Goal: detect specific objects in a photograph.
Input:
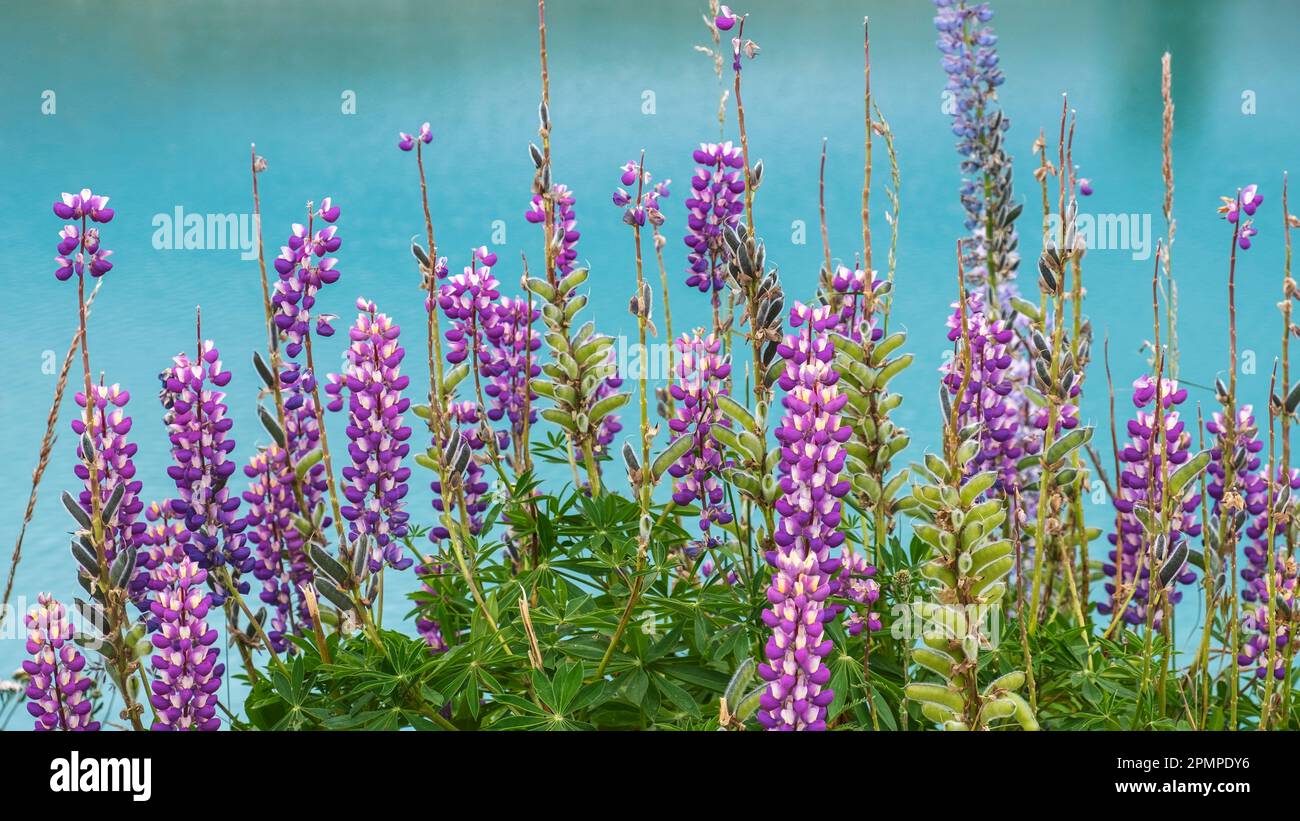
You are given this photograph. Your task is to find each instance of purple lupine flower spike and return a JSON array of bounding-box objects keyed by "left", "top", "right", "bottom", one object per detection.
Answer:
[
  {"left": 525, "top": 184, "right": 580, "bottom": 278},
  {"left": 1098, "top": 376, "right": 1201, "bottom": 627},
  {"left": 430, "top": 402, "right": 491, "bottom": 541},
  {"left": 242, "top": 447, "right": 301, "bottom": 653},
  {"left": 324, "top": 297, "right": 413, "bottom": 571},
  {"left": 23, "top": 594, "right": 100, "bottom": 731},
  {"left": 684, "top": 142, "right": 745, "bottom": 294},
  {"left": 940, "top": 290, "right": 1024, "bottom": 491},
  {"left": 1240, "top": 469, "right": 1300, "bottom": 679},
  {"left": 272, "top": 201, "right": 343, "bottom": 360},
  {"left": 71, "top": 383, "right": 146, "bottom": 565},
  {"left": 53, "top": 189, "right": 114, "bottom": 281},
  {"left": 149, "top": 557, "right": 223, "bottom": 730},
  {"left": 667, "top": 332, "right": 734, "bottom": 539},
  {"left": 160, "top": 339, "right": 251, "bottom": 603},
  {"left": 1219, "top": 184, "right": 1263, "bottom": 250},
  {"left": 757, "top": 303, "right": 852, "bottom": 731}
]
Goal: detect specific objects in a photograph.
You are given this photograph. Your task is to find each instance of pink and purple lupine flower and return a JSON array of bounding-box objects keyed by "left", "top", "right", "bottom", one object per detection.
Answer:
[
  {"left": 483, "top": 296, "right": 541, "bottom": 450},
  {"left": 667, "top": 332, "right": 734, "bottom": 540},
  {"left": 271, "top": 200, "right": 343, "bottom": 360},
  {"left": 148, "top": 557, "right": 223, "bottom": 731},
  {"left": 53, "top": 189, "right": 114, "bottom": 281},
  {"left": 757, "top": 303, "right": 852, "bottom": 731},
  {"left": 1220, "top": 184, "right": 1263, "bottom": 250},
  {"left": 525, "top": 183, "right": 580, "bottom": 278},
  {"left": 715, "top": 4, "right": 737, "bottom": 30},
  {"left": 71, "top": 383, "right": 145, "bottom": 564},
  {"left": 397, "top": 122, "right": 434, "bottom": 152},
  {"left": 828, "top": 263, "right": 886, "bottom": 344},
  {"left": 1240, "top": 469, "right": 1300, "bottom": 679},
  {"left": 828, "top": 545, "right": 882, "bottom": 637},
  {"left": 439, "top": 246, "right": 501, "bottom": 368},
  {"left": 940, "top": 291, "right": 1024, "bottom": 491},
  {"left": 134, "top": 501, "right": 191, "bottom": 628},
  {"left": 22, "top": 594, "right": 100, "bottom": 731},
  {"left": 683, "top": 142, "right": 746, "bottom": 294},
  {"left": 160, "top": 340, "right": 251, "bottom": 602},
  {"left": 325, "top": 298, "right": 413, "bottom": 571},
  {"left": 1098, "top": 376, "right": 1200, "bottom": 627},
  {"left": 429, "top": 401, "right": 491, "bottom": 542},
  {"left": 415, "top": 558, "right": 451, "bottom": 654},
  {"left": 612, "top": 161, "right": 668, "bottom": 228},
  {"left": 242, "top": 447, "right": 305, "bottom": 653}
]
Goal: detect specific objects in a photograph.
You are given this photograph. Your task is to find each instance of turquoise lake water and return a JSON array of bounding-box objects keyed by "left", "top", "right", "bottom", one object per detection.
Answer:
[{"left": 3, "top": 0, "right": 1300, "bottom": 717}]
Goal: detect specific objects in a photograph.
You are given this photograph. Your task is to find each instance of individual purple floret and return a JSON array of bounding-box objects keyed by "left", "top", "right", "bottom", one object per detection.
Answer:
[
  {"left": 148, "top": 557, "right": 223, "bottom": 731},
  {"left": 160, "top": 340, "right": 251, "bottom": 602},
  {"left": 1098, "top": 376, "right": 1200, "bottom": 628},
  {"left": 683, "top": 142, "right": 745, "bottom": 294},
  {"left": 23, "top": 594, "right": 100, "bottom": 731},
  {"left": 757, "top": 303, "right": 852, "bottom": 731},
  {"left": 667, "top": 332, "right": 734, "bottom": 539},
  {"left": 397, "top": 122, "right": 434, "bottom": 152},
  {"left": 324, "top": 298, "right": 413, "bottom": 571}
]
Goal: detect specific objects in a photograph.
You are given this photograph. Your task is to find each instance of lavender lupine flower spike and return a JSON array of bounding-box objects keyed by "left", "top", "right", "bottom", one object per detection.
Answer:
[
  {"left": 23, "top": 594, "right": 100, "bottom": 731},
  {"left": 71, "top": 383, "right": 146, "bottom": 564},
  {"left": 758, "top": 303, "right": 852, "bottom": 731},
  {"left": 160, "top": 339, "right": 252, "bottom": 602},
  {"left": 1098, "top": 376, "right": 1200, "bottom": 627},
  {"left": 53, "top": 189, "right": 114, "bottom": 281},
  {"left": 667, "top": 332, "right": 733, "bottom": 538},
  {"left": 325, "top": 297, "right": 413, "bottom": 571},
  {"left": 149, "top": 557, "right": 224, "bottom": 730},
  {"left": 243, "top": 447, "right": 302, "bottom": 653},
  {"left": 683, "top": 142, "right": 745, "bottom": 294},
  {"left": 1240, "top": 468, "right": 1300, "bottom": 679}
]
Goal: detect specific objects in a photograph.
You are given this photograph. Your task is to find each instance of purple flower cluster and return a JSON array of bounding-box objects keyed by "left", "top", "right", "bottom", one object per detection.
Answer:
[
  {"left": 828, "top": 264, "right": 886, "bottom": 344},
  {"left": 683, "top": 142, "right": 745, "bottom": 293},
  {"left": 940, "top": 292, "right": 1024, "bottom": 490},
  {"left": 758, "top": 303, "right": 852, "bottom": 731},
  {"left": 827, "top": 545, "right": 882, "bottom": 637},
  {"left": 397, "top": 122, "right": 433, "bottom": 152},
  {"left": 525, "top": 184, "right": 580, "bottom": 278},
  {"left": 439, "top": 246, "right": 501, "bottom": 369},
  {"left": 148, "top": 557, "right": 223, "bottom": 731},
  {"left": 1240, "top": 469, "right": 1300, "bottom": 679},
  {"left": 1219, "top": 183, "right": 1263, "bottom": 250},
  {"left": 53, "top": 189, "right": 114, "bottom": 281},
  {"left": 1099, "top": 377, "right": 1200, "bottom": 627},
  {"left": 242, "top": 447, "right": 304, "bottom": 653},
  {"left": 483, "top": 296, "right": 541, "bottom": 445},
  {"left": 271, "top": 199, "right": 342, "bottom": 360},
  {"left": 325, "top": 298, "right": 413, "bottom": 571},
  {"left": 160, "top": 340, "right": 251, "bottom": 602},
  {"left": 134, "top": 501, "right": 191, "bottom": 627},
  {"left": 72, "top": 383, "right": 145, "bottom": 562},
  {"left": 612, "top": 161, "right": 669, "bottom": 228},
  {"left": 415, "top": 558, "right": 451, "bottom": 654},
  {"left": 430, "top": 401, "right": 492, "bottom": 541},
  {"left": 23, "top": 594, "right": 100, "bottom": 731},
  {"left": 667, "top": 332, "right": 734, "bottom": 538},
  {"left": 1206, "top": 405, "right": 1267, "bottom": 517}
]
